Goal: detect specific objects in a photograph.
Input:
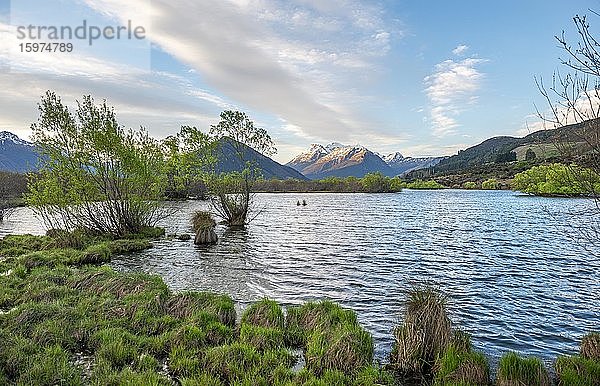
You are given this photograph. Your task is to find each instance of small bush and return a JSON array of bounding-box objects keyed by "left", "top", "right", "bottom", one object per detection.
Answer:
[
  {"left": 555, "top": 355, "right": 600, "bottom": 386},
  {"left": 462, "top": 181, "right": 478, "bottom": 190},
  {"left": 181, "top": 373, "right": 225, "bottom": 386},
  {"left": 497, "top": 352, "right": 550, "bottom": 386},
  {"left": 306, "top": 323, "right": 374, "bottom": 376},
  {"left": 481, "top": 178, "right": 501, "bottom": 190},
  {"left": 242, "top": 298, "right": 284, "bottom": 329},
  {"left": 581, "top": 332, "right": 600, "bottom": 361},
  {"left": 406, "top": 180, "right": 445, "bottom": 189}
]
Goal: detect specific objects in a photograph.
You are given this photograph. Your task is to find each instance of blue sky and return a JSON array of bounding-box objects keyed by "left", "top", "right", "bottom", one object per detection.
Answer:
[{"left": 0, "top": 0, "right": 598, "bottom": 162}]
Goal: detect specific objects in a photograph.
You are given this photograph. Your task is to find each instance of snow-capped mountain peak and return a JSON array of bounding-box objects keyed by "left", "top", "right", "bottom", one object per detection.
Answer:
[
  {"left": 383, "top": 152, "right": 404, "bottom": 164},
  {"left": 0, "top": 131, "right": 33, "bottom": 147}
]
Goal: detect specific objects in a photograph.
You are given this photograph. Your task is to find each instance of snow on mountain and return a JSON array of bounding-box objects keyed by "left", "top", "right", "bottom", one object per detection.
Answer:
[
  {"left": 382, "top": 152, "right": 404, "bottom": 164},
  {"left": 0, "top": 131, "right": 34, "bottom": 147},
  {"left": 0, "top": 131, "right": 39, "bottom": 173},
  {"left": 287, "top": 143, "right": 446, "bottom": 179}
]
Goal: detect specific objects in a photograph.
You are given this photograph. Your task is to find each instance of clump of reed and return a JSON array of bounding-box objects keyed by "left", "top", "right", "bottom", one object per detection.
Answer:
[
  {"left": 555, "top": 333, "right": 600, "bottom": 386},
  {"left": 581, "top": 332, "right": 600, "bottom": 361},
  {"left": 496, "top": 352, "right": 551, "bottom": 386},
  {"left": 390, "top": 286, "right": 452, "bottom": 377},
  {"left": 305, "top": 322, "right": 374, "bottom": 376},
  {"left": 192, "top": 211, "right": 217, "bottom": 233}
]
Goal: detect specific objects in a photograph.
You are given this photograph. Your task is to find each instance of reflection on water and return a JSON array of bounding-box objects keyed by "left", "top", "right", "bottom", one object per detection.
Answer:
[{"left": 3, "top": 190, "right": 600, "bottom": 363}]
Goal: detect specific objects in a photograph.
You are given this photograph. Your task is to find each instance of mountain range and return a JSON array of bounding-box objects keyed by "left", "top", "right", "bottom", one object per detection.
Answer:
[
  {"left": 0, "top": 131, "right": 39, "bottom": 173},
  {"left": 286, "top": 143, "right": 444, "bottom": 179}
]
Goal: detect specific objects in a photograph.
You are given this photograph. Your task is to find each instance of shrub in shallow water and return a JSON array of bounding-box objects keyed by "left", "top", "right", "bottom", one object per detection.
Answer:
[
  {"left": 581, "top": 332, "right": 600, "bottom": 361},
  {"left": 242, "top": 298, "right": 285, "bottom": 329},
  {"left": 434, "top": 345, "right": 489, "bottom": 386},
  {"left": 306, "top": 323, "right": 374, "bottom": 376},
  {"left": 496, "top": 352, "right": 550, "bottom": 386},
  {"left": 555, "top": 355, "right": 600, "bottom": 386},
  {"left": 192, "top": 211, "right": 217, "bottom": 232}
]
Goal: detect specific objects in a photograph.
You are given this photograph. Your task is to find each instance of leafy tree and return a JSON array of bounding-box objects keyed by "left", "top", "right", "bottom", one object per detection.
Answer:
[
  {"left": 525, "top": 148, "right": 537, "bottom": 161},
  {"left": 462, "top": 181, "right": 478, "bottom": 189},
  {"left": 512, "top": 163, "right": 600, "bottom": 196},
  {"left": 481, "top": 178, "right": 501, "bottom": 190},
  {"left": 208, "top": 110, "right": 276, "bottom": 226},
  {"left": 163, "top": 126, "right": 215, "bottom": 199},
  {"left": 26, "top": 92, "right": 171, "bottom": 236},
  {"left": 495, "top": 151, "right": 517, "bottom": 163},
  {"left": 406, "top": 179, "right": 445, "bottom": 189},
  {"left": 360, "top": 172, "right": 397, "bottom": 193}
]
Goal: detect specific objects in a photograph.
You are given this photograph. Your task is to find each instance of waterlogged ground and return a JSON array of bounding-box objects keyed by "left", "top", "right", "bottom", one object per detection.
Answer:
[{"left": 2, "top": 190, "right": 599, "bottom": 364}]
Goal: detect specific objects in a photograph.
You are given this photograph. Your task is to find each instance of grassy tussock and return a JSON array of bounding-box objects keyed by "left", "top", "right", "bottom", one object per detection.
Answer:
[
  {"left": 581, "top": 332, "right": 600, "bottom": 361},
  {"left": 164, "top": 292, "right": 236, "bottom": 327},
  {"left": 555, "top": 355, "right": 600, "bottom": 386},
  {"left": 390, "top": 286, "right": 452, "bottom": 377},
  {"left": 497, "top": 352, "right": 551, "bottom": 386},
  {"left": 434, "top": 345, "right": 489, "bottom": 386},
  {"left": 241, "top": 298, "right": 285, "bottom": 329},
  {"left": 306, "top": 323, "right": 374, "bottom": 376},
  {"left": 192, "top": 211, "right": 216, "bottom": 232},
  {"left": 239, "top": 324, "right": 285, "bottom": 351}
]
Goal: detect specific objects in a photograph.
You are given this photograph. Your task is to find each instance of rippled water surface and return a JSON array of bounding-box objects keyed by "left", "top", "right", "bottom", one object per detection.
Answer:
[{"left": 3, "top": 190, "right": 600, "bottom": 363}]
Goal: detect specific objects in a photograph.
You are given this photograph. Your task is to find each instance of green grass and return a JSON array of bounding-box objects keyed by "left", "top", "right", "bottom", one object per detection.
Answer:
[
  {"left": 497, "top": 352, "right": 551, "bottom": 386},
  {"left": 555, "top": 355, "right": 600, "bottom": 386},
  {"left": 390, "top": 286, "right": 452, "bottom": 377},
  {"left": 241, "top": 297, "right": 285, "bottom": 329},
  {"left": 240, "top": 324, "right": 285, "bottom": 351},
  {"left": 434, "top": 346, "right": 489, "bottom": 386},
  {"left": 306, "top": 323, "right": 374, "bottom": 376}
]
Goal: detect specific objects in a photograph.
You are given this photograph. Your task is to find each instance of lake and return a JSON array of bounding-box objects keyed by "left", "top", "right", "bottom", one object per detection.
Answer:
[{"left": 2, "top": 190, "right": 599, "bottom": 365}]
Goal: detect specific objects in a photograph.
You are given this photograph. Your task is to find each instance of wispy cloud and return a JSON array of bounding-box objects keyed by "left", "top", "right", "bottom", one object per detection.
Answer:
[
  {"left": 81, "top": 0, "right": 399, "bottom": 143},
  {"left": 452, "top": 44, "right": 469, "bottom": 56},
  {"left": 424, "top": 55, "right": 487, "bottom": 137}
]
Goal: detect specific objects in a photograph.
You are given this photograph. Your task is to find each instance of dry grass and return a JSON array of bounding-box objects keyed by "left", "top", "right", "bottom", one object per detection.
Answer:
[
  {"left": 581, "top": 333, "right": 600, "bottom": 361},
  {"left": 192, "top": 211, "right": 216, "bottom": 233}
]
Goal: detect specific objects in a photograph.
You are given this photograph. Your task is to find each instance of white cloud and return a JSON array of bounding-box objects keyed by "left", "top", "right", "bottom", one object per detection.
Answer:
[
  {"left": 424, "top": 56, "right": 487, "bottom": 137},
  {"left": 452, "top": 44, "right": 469, "bottom": 56}
]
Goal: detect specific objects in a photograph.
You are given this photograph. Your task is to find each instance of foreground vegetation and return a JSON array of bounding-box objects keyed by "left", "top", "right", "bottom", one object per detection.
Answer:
[{"left": 0, "top": 232, "right": 598, "bottom": 385}]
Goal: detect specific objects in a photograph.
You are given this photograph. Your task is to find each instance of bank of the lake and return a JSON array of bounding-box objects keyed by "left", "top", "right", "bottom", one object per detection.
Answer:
[{"left": 2, "top": 190, "right": 599, "bottom": 367}]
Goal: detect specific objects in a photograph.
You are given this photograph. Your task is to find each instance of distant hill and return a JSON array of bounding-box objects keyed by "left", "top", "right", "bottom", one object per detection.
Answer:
[
  {"left": 287, "top": 143, "right": 444, "bottom": 179},
  {"left": 215, "top": 138, "right": 308, "bottom": 180},
  {"left": 0, "top": 131, "right": 39, "bottom": 173},
  {"left": 429, "top": 120, "right": 596, "bottom": 174},
  {"left": 0, "top": 131, "right": 308, "bottom": 180}
]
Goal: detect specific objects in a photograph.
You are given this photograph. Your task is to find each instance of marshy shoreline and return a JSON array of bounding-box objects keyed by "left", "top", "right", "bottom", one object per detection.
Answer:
[{"left": 0, "top": 230, "right": 598, "bottom": 385}]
